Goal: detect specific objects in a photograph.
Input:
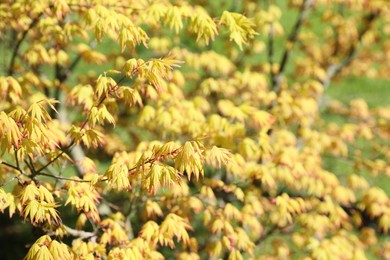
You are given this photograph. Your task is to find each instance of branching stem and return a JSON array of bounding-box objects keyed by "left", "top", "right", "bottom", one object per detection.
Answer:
[
  {"left": 38, "top": 172, "right": 108, "bottom": 183},
  {"left": 64, "top": 225, "right": 97, "bottom": 240},
  {"left": 271, "top": 0, "right": 314, "bottom": 92}
]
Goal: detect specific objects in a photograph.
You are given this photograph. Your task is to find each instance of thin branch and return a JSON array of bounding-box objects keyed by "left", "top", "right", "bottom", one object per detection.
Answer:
[
  {"left": 24, "top": 159, "right": 34, "bottom": 174},
  {"left": 35, "top": 147, "right": 71, "bottom": 174},
  {"left": 268, "top": 23, "right": 275, "bottom": 86},
  {"left": 54, "top": 160, "right": 66, "bottom": 189},
  {"left": 0, "top": 161, "right": 19, "bottom": 171},
  {"left": 64, "top": 225, "right": 97, "bottom": 240},
  {"left": 68, "top": 54, "right": 82, "bottom": 74},
  {"left": 8, "top": 14, "right": 43, "bottom": 76},
  {"left": 37, "top": 172, "right": 108, "bottom": 183},
  {"left": 14, "top": 149, "right": 20, "bottom": 170},
  {"left": 27, "top": 155, "right": 37, "bottom": 174},
  {"left": 271, "top": 0, "right": 314, "bottom": 91},
  {"left": 0, "top": 173, "right": 22, "bottom": 187}
]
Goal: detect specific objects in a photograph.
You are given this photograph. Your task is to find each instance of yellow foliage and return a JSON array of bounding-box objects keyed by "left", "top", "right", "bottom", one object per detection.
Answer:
[
  {"left": 175, "top": 141, "right": 204, "bottom": 181},
  {"left": 105, "top": 163, "right": 130, "bottom": 191},
  {"left": 220, "top": 11, "right": 258, "bottom": 50},
  {"left": 0, "top": 1, "right": 389, "bottom": 259},
  {"left": 25, "top": 235, "right": 72, "bottom": 260},
  {"left": 159, "top": 213, "right": 192, "bottom": 248},
  {"left": 65, "top": 181, "right": 101, "bottom": 223},
  {"left": 142, "top": 163, "right": 181, "bottom": 194},
  {"left": 189, "top": 7, "right": 218, "bottom": 44}
]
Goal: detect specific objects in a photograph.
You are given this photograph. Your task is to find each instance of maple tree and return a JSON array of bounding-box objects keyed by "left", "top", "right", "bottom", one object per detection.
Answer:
[{"left": 0, "top": 0, "right": 390, "bottom": 259}]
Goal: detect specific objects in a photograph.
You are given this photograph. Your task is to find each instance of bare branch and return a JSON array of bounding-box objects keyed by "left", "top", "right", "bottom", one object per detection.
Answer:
[
  {"left": 271, "top": 0, "right": 314, "bottom": 91},
  {"left": 14, "top": 149, "right": 20, "bottom": 170},
  {"left": 64, "top": 225, "right": 97, "bottom": 240},
  {"left": 35, "top": 148, "right": 71, "bottom": 174},
  {"left": 0, "top": 159, "right": 28, "bottom": 187},
  {"left": 37, "top": 172, "right": 108, "bottom": 183},
  {"left": 23, "top": 155, "right": 38, "bottom": 177},
  {"left": 268, "top": 23, "right": 275, "bottom": 86},
  {"left": 0, "top": 160, "right": 19, "bottom": 171}
]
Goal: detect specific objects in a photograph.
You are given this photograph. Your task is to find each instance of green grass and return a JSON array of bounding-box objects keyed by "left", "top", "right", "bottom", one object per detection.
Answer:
[{"left": 326, "top": 76, "right": 390, "bottom": 108}]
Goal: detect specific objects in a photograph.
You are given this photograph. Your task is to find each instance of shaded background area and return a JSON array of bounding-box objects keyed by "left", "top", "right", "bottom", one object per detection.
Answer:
[{"left": 0, "top": 214, "right": 32, "bottom": 259}]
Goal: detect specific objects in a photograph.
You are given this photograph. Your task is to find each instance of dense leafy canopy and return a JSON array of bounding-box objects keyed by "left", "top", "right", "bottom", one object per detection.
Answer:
[{"left": 0, "top": 0, "right": 390, "bottom": 259}]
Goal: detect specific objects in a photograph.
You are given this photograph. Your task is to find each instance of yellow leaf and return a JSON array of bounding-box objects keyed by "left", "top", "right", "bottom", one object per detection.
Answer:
[
  {"left": 175, "top": 141, "right": 204, "bottom": 181},
  {"left": 205, "top": 146, "right": 233, "bottom": 168},
  {"left": 105, "top": 163, "right": 130, "bottom": 191},
  {"left": 220, "top": 11, "right": 258, "bottom": 50}
]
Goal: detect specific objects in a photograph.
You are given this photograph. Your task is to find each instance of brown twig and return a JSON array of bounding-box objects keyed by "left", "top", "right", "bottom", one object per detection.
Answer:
[
  {"left": 0, "top": 161, "right": 19, "bottom": 171},
  {"left": 37, "top": 172, "right": 108, "bottom": 183},
  {"left": 271, "top": 0, "right": 314, "bottom": 91}
]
